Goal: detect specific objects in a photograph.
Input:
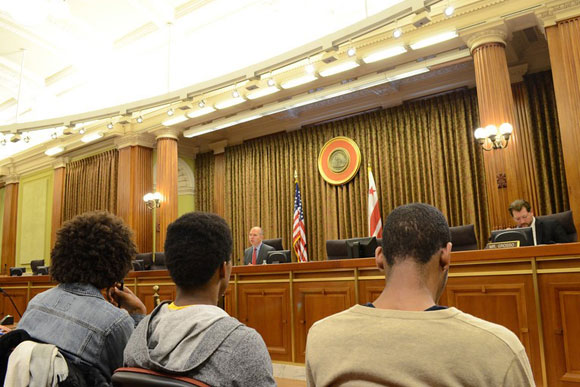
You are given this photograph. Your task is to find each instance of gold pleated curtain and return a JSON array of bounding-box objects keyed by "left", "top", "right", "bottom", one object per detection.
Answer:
[
  {"left": 63, "top": 149, "right": 119, "bottom": 221},
  {"left": 194, "top": 152, "right": 215, "bottom": 212},
  {"left": 224, "top": 89, "right": 488, "bottom": 263},
  {"left": 512, "top": 71, "right": 569, "bottom": 215}
]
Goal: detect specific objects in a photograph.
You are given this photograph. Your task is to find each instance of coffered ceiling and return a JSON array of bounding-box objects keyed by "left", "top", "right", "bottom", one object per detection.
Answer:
[{"left": 0, "top": 0, "right": 568, "bottom": 173}]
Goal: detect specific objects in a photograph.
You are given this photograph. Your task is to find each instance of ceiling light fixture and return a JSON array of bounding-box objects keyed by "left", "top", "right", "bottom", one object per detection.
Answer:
[
  {"left": 81, "top": 132, "right": 104, "bottom": 143},
  {"left": 79, "top": 127, "right": 86, "bottom": 135},
  {"left": 167, "top": 107, "right": 174, "bottom": 116},
  {"left": 136, "top": 115, "right": 143, "bottom": 123},
  {"left": 162, "top": 115, "right": 188, "bottom": 126},
  {"left": 198, "top": 100, "right": 206, "bottom": 108},
  {"left": 51, "top": 131, "right": 58, "bottom": 139},
  {"left": 107, "top": 122, "right": 114, "bottom": 129},
  {"left": 319, "top": 60, "right": 360, "bottom": 77},
  {"left": 362, "top": 46, "right": 407, "bottom": 63},
  {"left": 393, "top": 28, "right": 403, "bottom": 39},
  {"left": 23, "top": 133, "right": 30, "bottom": 143},
  {"left": 45, "top": 146, "right": 64, "bottom": 156},
  {"left": 0, "top": 138, "right": 6, "bottom": 146},
  {"left": 267, "top": 78, "right": 276, "bottom": 87},
  {"left": 246, "top": 86, "right": 281, "bottom": 100},
  {"left": 410, "top": 31, "right": 458, "bottom": 50},
  {"left": 186, "top": 106, "right": 216, "bottom": 118},
  {"left": 444, "top": 1, "right": 455, "bottom": 16},
  {"left": 305, "top": 58, "right": 315, "bottom": 74},
  {"left": 347, "top": 47, "right": 356, "bottom": 57},
  {"left": 232, "top": 89, "right": 240, "bottom": 98},
  {"left": 387, "top": 67, "right": 430, "bottom": 81},
  {"left": 280, "top": 74, "right": 318, "bottom": 89},
  {"left": 214, "top": 97, "right": 246, "bottom": 110}
]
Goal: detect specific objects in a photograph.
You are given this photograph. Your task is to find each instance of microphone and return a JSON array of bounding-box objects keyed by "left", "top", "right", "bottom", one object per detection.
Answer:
[{"left": 0, "top": 287, "right": 22, "bottom": 318}]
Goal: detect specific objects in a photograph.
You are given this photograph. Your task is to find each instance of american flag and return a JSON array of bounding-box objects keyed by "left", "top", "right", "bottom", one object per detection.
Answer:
[
  {"left": 368, "top": 165, "right": 383, "bottom": 238},
  {"left": 293, "top": 178, "right": 308, "bottom": 262}
]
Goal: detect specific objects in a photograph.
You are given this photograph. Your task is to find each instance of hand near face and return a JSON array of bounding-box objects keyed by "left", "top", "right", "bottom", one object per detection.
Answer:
[{"left": 106, "top": 284, "right": 147, "bottom": 316}]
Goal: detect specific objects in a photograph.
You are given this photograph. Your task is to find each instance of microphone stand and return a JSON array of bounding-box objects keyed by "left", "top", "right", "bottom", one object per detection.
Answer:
[{"left": 0, "top": 288, "right": 22, "bottom": 325}]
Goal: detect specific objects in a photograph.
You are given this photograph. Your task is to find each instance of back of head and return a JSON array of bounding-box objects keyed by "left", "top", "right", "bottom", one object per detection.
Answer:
[
  {"left": 165, "top": 211, "right": 233, "bottom": 289},
  {"left": 382, "top": 203, "right": 451, "bottom": 266},
  {"left": 50, "top": 211, "right": 136, "bottom": 289}
]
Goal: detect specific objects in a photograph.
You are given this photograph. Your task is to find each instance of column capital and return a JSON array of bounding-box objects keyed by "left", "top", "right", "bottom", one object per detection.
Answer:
[
  {"left": 208, "top": 140, "right": 228, "bottom": 154},
  {"left": 154, "top": 128, "right": 181, "bottom": 141},
  {"left": 115, "top": 132, "right": 156, "bottom": 149},
  {"left": 464, "top": 26, "right": 509, "bottom": 53},
  {"left": 3, "top": 174, "right": 20, "bottom": 185},
  {"left": 535, "top": 0, "right": 580, "bottom": 28},
  {"left": 53, "top": 157, "right": 69, "bottom": 169}
]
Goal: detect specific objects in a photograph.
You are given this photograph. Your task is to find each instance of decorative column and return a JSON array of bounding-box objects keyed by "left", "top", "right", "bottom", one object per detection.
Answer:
[
  {"left": 51, "top": 158, "right": 67, "bottom": 248},
  {"left": 155, "top": 129, "right": 179, "bottom": 250},
  {"left": 1, "top": 174, "right": 19, "bottom": 275},
  {"left": 208, "top": 140, "right": 227, "bottom": 218},
  {"left": 116, "top": 134, "right": 155, "bottom": 253},
  {"left": 543, "top": 11, "right": 580, "bottom": 235},
  {"left": 466, "top": 26, "right": 537, "bottom": 230}
]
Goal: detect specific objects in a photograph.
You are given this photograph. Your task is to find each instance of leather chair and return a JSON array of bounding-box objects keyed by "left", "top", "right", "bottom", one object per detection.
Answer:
[
  {"left": 536, "top": 210, "right": 577, "bottom": 242},
  {"left": 30, "top": 259, "right": 45, "bottom": 275},
  {"left": 326, "top": 239, "right": 348, "bottom": 260},
  {"left": 450, "top": 224, "right": 478, "bottom": 251},
  {"left": 262, "top": 238, "right": 283, "bottom": 251},
  {"left": 112, "top": 367, "right": 210, "bottom": 387},
  {"left": 135, "top": 252, "right": 166, "bottom": 270}
]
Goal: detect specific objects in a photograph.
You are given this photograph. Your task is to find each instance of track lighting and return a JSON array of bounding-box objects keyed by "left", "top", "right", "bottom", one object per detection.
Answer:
[
  {"left": 79, "top": 127, "right": 86, "bottom": 134},
  {"left": 167, "top": 108, "right": 174, "bottom": 116},
  {"left": 23, "top": 133, "right": 30, "bottom": 143},
  {"left": 198, "top": 100, "right": 206, "bottom": 108},
  {"left": 136, "top": 115, "right": 143, "bottom": 123},
  {"left": 107, "top": 122, "right": 114, "bottom": 129},
  {"left": 51, "top": 132, "right": 58, "bottom": 139}
]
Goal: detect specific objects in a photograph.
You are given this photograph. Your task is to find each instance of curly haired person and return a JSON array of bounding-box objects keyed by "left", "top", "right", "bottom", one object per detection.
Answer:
[{"left": 17, "top": 211, "right": 146, "bottom": 384}]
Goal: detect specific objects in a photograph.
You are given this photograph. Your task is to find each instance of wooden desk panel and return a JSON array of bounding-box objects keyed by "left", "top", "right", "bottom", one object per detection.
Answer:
[{"left": 1, "top": 243, "right": 580, "bottom": 386}]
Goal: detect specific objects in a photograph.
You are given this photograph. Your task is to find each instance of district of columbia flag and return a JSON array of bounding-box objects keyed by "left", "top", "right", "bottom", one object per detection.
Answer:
[
  {"left": 368, "top": 165, "right": 383, "bottom": 238},
  {"left": 293, "top": 171, "right": 308, "bottom": 262}
]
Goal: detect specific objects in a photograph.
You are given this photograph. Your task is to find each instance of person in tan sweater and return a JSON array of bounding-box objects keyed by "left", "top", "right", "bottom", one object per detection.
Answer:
[{"left": 306, "top": 203, "right": 535, "bottom": 387}]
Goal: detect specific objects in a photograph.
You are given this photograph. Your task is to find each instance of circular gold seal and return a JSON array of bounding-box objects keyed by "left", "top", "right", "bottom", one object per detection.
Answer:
[
  {"left": 328, "top": 148, "right": 349, "bottom": 173},
  {"left": 318, "top": 137, "right": 361, "bottom": 185}
]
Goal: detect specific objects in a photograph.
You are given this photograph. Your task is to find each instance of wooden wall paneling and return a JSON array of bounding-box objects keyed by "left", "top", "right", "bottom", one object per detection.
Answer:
[
  {"left": 213, "top": 153, "right": 225, "bottom": 217},
  {"left": 238, "top": 283, "right": 292, "bottom": 361},
  {"left": 1, "top": 183, "right": 18, "bottom": 275},
  {"left": 445, "top": 275, "right": 542, "bottom": 385},
  {"left": 293, "top": 281, "right": 355, "bottom": 363},
  {"left": 223, "top": 287, "right": 234, "bottom": 317},
  {"left": 117, "top": 146, "right": 153, "bottom": 253},
  {"left": 539, "top": 273, "right": 580, "bottom": 386},
  {"left": 357, "top": 279, "right": 384, "bottom": 305},
  {"left": 156, "top": 137, "right": 179, "bottom": 250},
  {"left": 0, "top": 286, "right": 27, "bottom": 323},
  {"left": 136, "top": 280, "right": 176, "bottom": 313},
  {"left": 471, "top": 39, "right": 536, "bottom": 230},
  {"left": 51, "top": 167, "right": 65, "bottom": 248},
  {"left": 546, "top": 21, "right": 580, "bottom": 235}
]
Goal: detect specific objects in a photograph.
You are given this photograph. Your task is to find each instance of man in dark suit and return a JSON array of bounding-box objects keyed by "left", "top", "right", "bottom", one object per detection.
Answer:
[
  {"left": 509, "top": 199, "right": 570, "bottom": 244},
  {"left": 244, "top": 226, "right": 276, "bottom": 265}
]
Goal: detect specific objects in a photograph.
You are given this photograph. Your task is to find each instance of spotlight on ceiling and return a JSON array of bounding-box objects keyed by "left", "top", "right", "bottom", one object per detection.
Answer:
[
  {"left": 306, "top": 63, "right": 315, "bottom": 74},
  {"left": 51, "top": 132, "right": 58, "bottom": 139},
  {"left": 107, "top": 122, "right": 114, "bottom": 129},
  {"left": 136, "top": 116, "right": 143, "bottom": 123},
  {"left": 347, "top": 47, "right": 356, "bottom": 57},
  {"left": 0, "top": 138, "right": 6, "bottom": 146},
  {"left": 79, "top": 127, "right": 86, "bottom": 134},
  {"left": 198, "top": 100, "right": 206, "bottom": 108},
  {"left": 232, "top": 90, "right": 240, "bottom": 98},
  {"left": 10, "top": 133, "right": 21, "bottom": 143},
  {"left": 444, "top": 5, "right": 455, "bottom": 16},
  {"left": 267, "top": 78, "right": 276, "bottom": 87},
  {"left": 23, "top": 133, "right": 30, "bottom": 143},
  {"left": 167, "top": 108, "right": 174, "bottom": 116},
  {"left": 393, "top": 28, "right": 402, "bottom": 39}
]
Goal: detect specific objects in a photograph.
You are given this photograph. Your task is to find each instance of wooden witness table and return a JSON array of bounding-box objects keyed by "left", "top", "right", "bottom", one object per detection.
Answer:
[{"left": 1, "top": 243, "right": 579, "bottom": 386}]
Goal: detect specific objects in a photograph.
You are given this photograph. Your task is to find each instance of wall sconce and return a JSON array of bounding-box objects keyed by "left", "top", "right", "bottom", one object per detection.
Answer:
[
  {"left": 143, "top": 192, "right": 162, "bottom": 263},
  {"left": 474, "top": 123, "right": 513, "bottom": 151}
]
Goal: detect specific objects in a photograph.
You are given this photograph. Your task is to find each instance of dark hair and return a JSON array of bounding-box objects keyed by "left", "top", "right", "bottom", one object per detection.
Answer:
[
  {"left": 50, "top": 211, "right": 136, "bottom": 288},
  {"left": 382, "top": 203, "right": 451, "bottom": 266},
  {"left": 508, "top": 199, "right": 531, "bottom": 216},
  {"left": 164, "top": 211, "right": 233, "bottom": 289}
]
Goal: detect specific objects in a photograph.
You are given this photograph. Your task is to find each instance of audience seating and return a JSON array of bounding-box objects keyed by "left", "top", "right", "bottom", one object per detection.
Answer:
[
  {"left": 262, "top": 238, "right": 283, "bottom": 251},
  {"left": 536, "top": 210, "right": 577, "bottom": 242},
  {"left": 135, "top": 252, "right": 166, "bottom": 270},
  {"left": 450, "top": 224, "right": 478, "bottom": 251},
  {"left": 112, "top": 367, "right": 210, "bottom": 387}
]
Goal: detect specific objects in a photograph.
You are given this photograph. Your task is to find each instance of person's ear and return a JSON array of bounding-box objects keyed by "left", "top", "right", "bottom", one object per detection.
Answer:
[
  {"left": 375, "top": 246, "right": 385, "bottom": 271},
  {"left": 218, "top": 261, "right": 227, "bottom": 279},
  {"left": 440, "top": 242, "right": 452, "bottom": 270}
]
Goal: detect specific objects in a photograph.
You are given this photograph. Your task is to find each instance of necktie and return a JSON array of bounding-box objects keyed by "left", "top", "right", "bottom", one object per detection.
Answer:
[{"left": 252, "top": 247, "right": 257, "bottom": 265}]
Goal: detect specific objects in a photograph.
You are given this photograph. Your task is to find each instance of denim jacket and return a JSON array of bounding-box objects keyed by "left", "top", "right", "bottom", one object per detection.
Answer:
[{"left": 17, "top": 283, "right": 144, "bottom": 382}]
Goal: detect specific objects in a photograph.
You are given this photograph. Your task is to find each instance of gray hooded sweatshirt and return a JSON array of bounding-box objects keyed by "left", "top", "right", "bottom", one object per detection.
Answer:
[{"left": 123, "top": 302, "right": 276, "bottom": 386}]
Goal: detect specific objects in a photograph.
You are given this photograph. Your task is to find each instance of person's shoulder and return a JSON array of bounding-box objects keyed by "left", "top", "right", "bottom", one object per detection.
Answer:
[
  {"left": 452, "top": 309, "right": 525, "bottom": 354},
  {"left": 263, "top": 243, "right": 276, "bottom": 251}
]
